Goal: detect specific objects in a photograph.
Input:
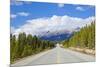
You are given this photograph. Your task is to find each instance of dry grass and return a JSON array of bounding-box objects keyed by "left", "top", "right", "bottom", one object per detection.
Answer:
[{"left": 69, "top": 47, "right": 95, "bottom": 55}]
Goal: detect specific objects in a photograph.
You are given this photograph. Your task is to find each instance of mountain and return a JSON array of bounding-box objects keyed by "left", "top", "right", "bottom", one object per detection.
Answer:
[{"left": 40, "top": 33, "right": 73, "bottom": 42}]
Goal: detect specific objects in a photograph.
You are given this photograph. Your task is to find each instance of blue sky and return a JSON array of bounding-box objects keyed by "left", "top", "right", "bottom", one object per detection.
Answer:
[
  {"left": 10, "top": 2, "right": 95, "bottom": 28},
  {"left": 10, "top": 1, "right": 95, "bottom": 36}
]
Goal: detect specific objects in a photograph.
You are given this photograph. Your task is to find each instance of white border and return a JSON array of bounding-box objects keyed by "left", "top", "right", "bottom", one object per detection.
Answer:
[
  {"left": 0, "top": 0, "right": 99, "bottom": 67},
  {"left": 19, "top": 0, "right": 95, "bottom": 5},
  {"left": 0, "top": 0, "right": 10, "bottom": 67}
]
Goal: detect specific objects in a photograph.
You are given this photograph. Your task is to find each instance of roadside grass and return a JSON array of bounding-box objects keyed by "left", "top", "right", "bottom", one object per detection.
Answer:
[{"left": 62, "top": 46, "right": 95, "bottom": 56}]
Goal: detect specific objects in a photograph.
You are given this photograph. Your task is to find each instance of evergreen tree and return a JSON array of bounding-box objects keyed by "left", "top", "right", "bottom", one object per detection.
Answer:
[
  {"left": 62, "top": 21, "right": 95, "bottom": 49},
  {"left": 10, "top": 33, "right": 55, "bottom": 63}
]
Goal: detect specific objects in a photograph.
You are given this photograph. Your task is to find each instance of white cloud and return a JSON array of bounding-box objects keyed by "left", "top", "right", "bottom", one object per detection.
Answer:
[
  {"left": 58, "top": 3, "right": 64, "bottom": 8},
  {"left": 76, "top": 6, "right": 84, "bottom": 11},
  {"left": 17, "top": 12, "right": 29, "bottom": 16},
  {"left": 10, "top": 14, "right": 17, "bottom": 19},
  {"left": 12, "top": 15, "right": 95, "bottom": 37},
  {"left": 10, "top": 0, "right": 32, "bottom": 6},
  {"left": 10, "top": 27, "right": 16, "bottom": 34},
  {"left": 10, "top": 12, "right": 29, "bottom": 19},
  {"left": 10, "top": 0, "right": 24, "bottom": 6}
]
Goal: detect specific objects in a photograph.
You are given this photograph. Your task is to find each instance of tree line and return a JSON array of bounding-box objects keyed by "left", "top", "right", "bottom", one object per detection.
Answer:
[
  {"left": 10, "top": 33, "right": 55, "bottom": 63},
  {"left": 62, "top": 21, "right": 95, "bottom": 49}
]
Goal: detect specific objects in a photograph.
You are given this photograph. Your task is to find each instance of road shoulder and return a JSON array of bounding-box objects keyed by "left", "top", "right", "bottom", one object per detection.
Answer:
[{"left": 11, "top": 49, "right": 53, "bottom": 66}]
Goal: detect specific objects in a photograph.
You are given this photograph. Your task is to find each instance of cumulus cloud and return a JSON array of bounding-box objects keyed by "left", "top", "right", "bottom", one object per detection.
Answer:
[
  {"left": 58, "top": 3, "right": 64, "bottom": 8},
  {"left": 76, "top": 6, "right": 84, "bottom": 11},
  {"left": 12, "top": 15, "right": 95, "bottom": 37}
]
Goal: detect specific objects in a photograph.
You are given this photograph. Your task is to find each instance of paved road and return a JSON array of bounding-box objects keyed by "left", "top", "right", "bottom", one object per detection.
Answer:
[{"left": 11, "top": 44, "right": 95, "bottom": 66}]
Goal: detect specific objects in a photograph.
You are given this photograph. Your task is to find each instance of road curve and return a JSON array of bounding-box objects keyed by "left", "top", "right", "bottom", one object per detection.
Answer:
[{"left": 11, "top": 45, "right": 95, "bottom": 66}]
